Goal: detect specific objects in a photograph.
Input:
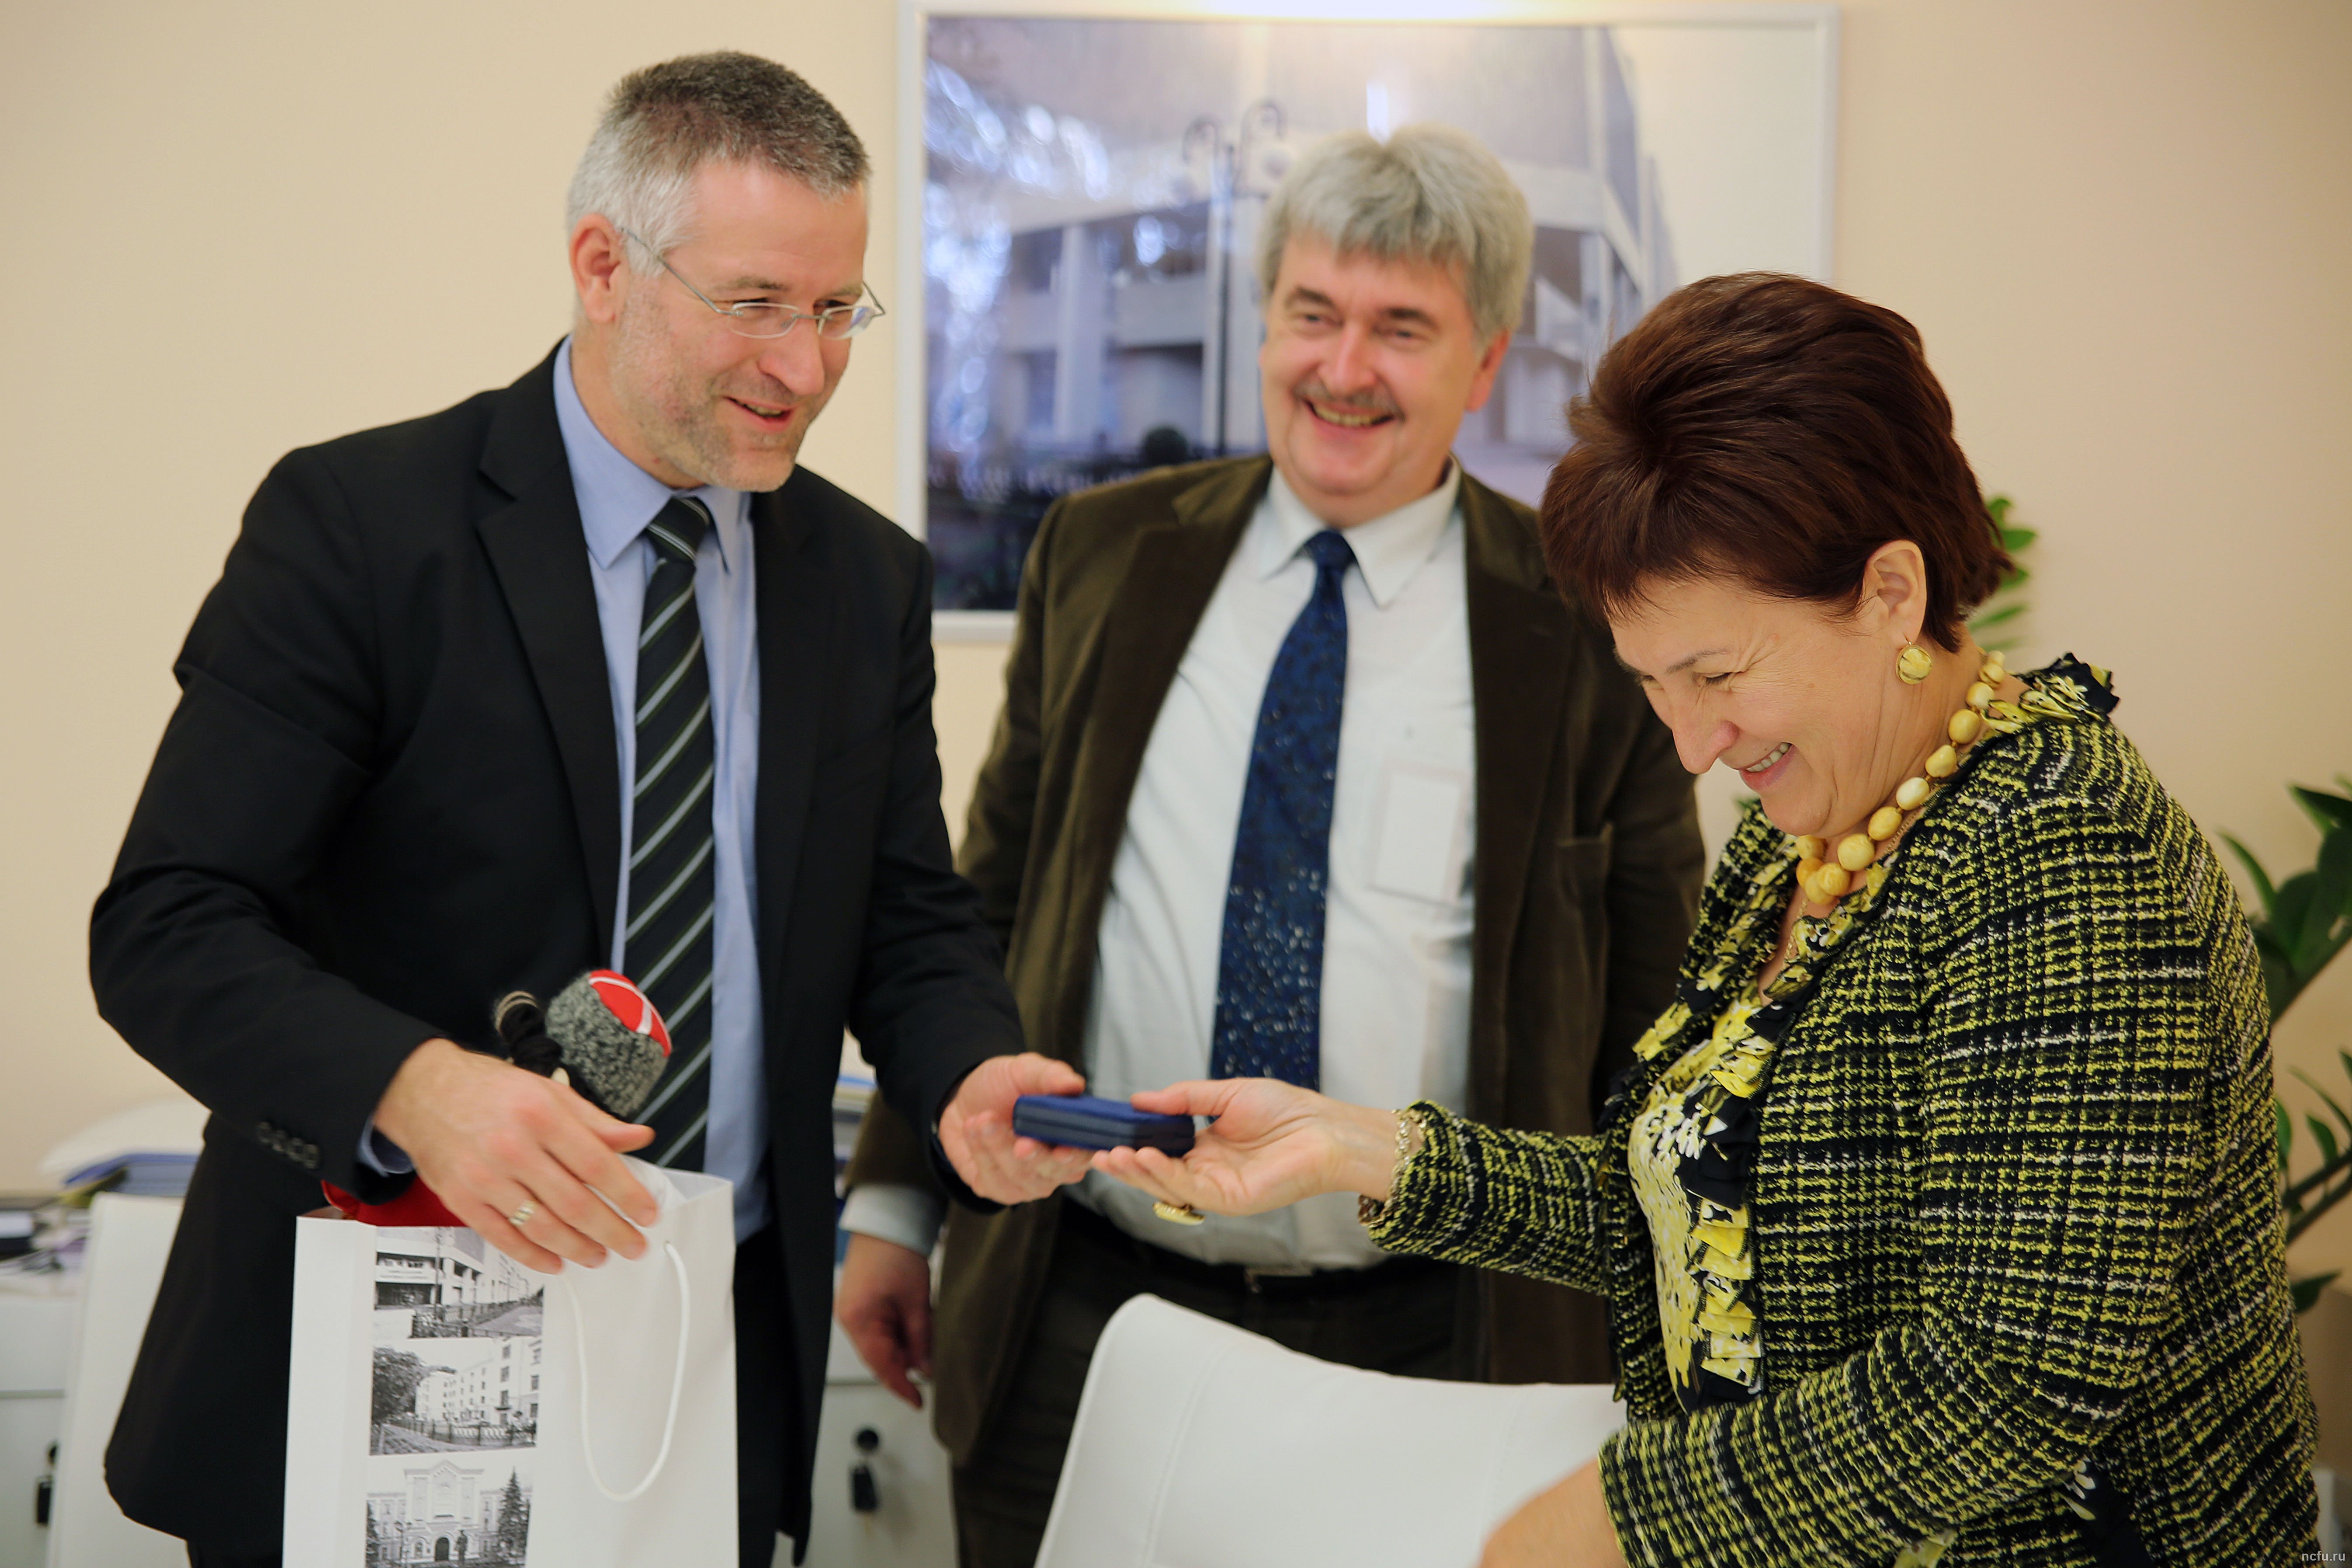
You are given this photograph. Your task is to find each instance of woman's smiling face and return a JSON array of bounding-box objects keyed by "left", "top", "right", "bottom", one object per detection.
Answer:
[{"left": 1608, "top": 545, "right": 1950, "bottom": 843}]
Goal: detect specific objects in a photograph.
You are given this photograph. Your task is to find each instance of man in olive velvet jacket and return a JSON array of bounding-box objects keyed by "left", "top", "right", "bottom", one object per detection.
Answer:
[{"left": 833, "top": 125, "right": 1706, "bottom": 1568}]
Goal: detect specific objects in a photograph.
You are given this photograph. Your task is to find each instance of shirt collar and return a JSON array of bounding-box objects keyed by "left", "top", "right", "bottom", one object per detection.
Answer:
[
  {"left": 552, "top": 337, "right": 746, "bottom": 572},
  {"left": 1255, "top": 460, "right": 1462, "bottom": 608}
]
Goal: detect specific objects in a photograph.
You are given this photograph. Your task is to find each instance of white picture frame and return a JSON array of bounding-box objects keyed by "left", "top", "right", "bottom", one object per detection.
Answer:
[{"left": 898, "top": 0, "right": 1841, "bottom": 640}]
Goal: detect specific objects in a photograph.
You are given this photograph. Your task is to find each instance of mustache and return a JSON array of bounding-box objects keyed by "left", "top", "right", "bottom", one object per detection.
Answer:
[{"left": 1293, "top": 381, "right": 1400, "bottom": 419}]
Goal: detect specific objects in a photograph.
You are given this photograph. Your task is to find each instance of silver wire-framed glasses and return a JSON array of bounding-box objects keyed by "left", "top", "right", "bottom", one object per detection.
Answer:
[{"left": 619, "top": 225, "right": 886, "bottom": 340}]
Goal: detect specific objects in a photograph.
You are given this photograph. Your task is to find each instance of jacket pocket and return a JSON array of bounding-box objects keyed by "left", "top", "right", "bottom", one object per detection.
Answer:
[{"left": 1555, "top": 823, "right": 1615, "bottom": 905}]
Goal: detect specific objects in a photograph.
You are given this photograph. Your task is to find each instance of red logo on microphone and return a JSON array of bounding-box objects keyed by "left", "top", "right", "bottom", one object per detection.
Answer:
[{"left": 585, "top": 970, "right": 671, "bottom": 1055}]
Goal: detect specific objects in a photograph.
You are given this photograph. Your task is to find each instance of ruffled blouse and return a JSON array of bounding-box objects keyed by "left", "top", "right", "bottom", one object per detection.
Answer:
[{"left": 1628, "top": 994, "right": 1768, "bottom": 1404}]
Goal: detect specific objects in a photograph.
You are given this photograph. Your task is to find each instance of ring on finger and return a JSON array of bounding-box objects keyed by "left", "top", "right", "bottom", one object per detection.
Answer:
[{"left": 509, "top": 1199, "right": 538, "bottom": 1229}]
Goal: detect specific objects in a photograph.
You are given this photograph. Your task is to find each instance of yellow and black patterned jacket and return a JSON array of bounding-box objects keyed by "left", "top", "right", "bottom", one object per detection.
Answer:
[{"left": 1369, "top": 660, "right": 2317, "bottom": 1567}]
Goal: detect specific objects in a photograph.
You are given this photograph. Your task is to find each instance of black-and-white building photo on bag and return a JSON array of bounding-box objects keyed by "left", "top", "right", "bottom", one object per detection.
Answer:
[
  {"left": 364, "top": 1453, "right": 532, "bottom": 1567},
  {"left": 362, "top": 1237, "right": 543, "bottom": 1565}
]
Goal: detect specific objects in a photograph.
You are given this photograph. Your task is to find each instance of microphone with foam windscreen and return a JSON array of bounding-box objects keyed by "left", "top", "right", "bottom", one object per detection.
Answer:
[
  {"left": 495, "top": 970, "right": 673, "bottom": 1120},
  {"left": 321, "top": 971, "right": 673, "bottom": 1225}
]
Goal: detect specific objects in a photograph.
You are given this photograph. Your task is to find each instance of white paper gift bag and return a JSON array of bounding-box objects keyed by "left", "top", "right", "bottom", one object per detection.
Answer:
[{"left": 284, "top": 1158, "right": 736, "bottom": 1568}]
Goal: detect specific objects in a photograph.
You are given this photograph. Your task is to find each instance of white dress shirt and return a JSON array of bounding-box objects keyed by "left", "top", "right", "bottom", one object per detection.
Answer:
[{"left": 844, "top": 463, "right": 1478, "bottom": 1270}]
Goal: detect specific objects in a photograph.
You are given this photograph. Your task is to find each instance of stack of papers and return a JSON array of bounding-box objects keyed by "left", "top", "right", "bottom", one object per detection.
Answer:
[
  {"left": 0, "top": 1095, "right": 208, "bottom": 1277},
  {"left": 0, "top": 1197, "right": 82, "bottom": 1279},
  {"left": 37, "top": 1096, "right": 208, "bottom": 1196},
  {"left": 59, "top": 1152, "right": 200, "bottom": 1199},
  {"left": 35, "top": 1093, "right": 208, "bottom": 1218},
  {"left": 0, "top": 1202, "right": 37, "bottom": 1259}
]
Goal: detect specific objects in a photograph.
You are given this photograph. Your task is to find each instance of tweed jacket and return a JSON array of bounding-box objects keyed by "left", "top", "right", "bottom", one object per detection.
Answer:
[
  {"left": 1369, "top": 663, "right": 2317, "bottom": 1567},
  {"left": 848, "top": 454, "right": 1706, "bottom": 1460}
]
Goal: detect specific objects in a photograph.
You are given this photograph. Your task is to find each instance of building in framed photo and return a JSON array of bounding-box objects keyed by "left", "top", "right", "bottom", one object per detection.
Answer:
[{"left": 903, "top": 4, "right": 1835, "bottom": 618}]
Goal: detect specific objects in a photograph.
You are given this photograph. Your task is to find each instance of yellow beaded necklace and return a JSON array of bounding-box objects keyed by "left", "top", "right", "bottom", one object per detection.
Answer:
[{"left": 1792, "top": 646, "right": 2008, "bottom": 908}]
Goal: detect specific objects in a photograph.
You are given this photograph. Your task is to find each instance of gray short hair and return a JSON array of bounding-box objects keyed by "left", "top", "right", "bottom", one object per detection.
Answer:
[
  {"left": 565, "top": 52, "right": 870, "bottom": 264},
  {"left": 1256, "top": 125, "right": 1533, "bottom": 344}
]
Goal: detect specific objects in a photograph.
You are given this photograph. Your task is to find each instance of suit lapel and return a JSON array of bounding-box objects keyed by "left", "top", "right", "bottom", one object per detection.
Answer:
[
  {"left": 476, "top": 353, "right": 623, "bottom": 954},
  {"left": 1461, "top": 474, "right": 1574, "bottom": 1120},
  {"left": 749, "top": 472, "right": 827, "bottom": 987},
  {"left": 1047, "top": 458, "right": 1270, "bottom": 1055}
]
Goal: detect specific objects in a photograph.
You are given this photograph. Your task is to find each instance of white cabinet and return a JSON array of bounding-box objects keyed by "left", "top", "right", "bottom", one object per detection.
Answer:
[
  {"left": 795, "top": 1306, "right": 956, "bottom": 1567},
  {"left": 0, "top": 1292, "right": 74, "bottom": 1568}
]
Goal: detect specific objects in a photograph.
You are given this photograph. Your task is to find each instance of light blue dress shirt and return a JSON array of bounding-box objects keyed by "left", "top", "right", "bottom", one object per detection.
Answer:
[
  {"left": 552, "top": 339, "right": 769, "bottom": 1245},
  {"left": 362, "top": 342, "right": 771, "bottom": 1246}
]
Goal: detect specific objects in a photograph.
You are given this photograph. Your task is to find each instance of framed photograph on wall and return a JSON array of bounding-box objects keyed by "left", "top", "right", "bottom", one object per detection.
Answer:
[{"left": 897, "top": 0, "right": 1840, "bottom": 635}]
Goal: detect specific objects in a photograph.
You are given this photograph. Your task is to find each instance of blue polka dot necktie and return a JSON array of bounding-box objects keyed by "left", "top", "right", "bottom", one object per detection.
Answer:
[{"left": 1209, "top": 528, "right": 1356, "bottom": 1089}]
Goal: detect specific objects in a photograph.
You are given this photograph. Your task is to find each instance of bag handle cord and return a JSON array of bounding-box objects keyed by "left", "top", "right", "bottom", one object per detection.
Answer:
[{"left": 561, "top": 1239, "right": 690, "bottom": 1503}]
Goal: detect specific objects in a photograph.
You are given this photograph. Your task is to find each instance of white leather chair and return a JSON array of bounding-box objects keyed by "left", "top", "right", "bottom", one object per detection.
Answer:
[{"left": 1035, "top": 1294, "right": 1624, "bottom": 1568}]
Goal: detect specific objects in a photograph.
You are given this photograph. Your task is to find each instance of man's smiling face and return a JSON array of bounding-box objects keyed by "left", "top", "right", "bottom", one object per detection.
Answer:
[
  {"left": 1257, "top": 234, "right": 1508, "bottom": 526},
  {"left": 576, "top": 160, "right": 869, "bottom": 493}
]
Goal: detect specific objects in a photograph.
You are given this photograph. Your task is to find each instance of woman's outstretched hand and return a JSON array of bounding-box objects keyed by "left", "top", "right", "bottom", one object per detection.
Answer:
[{"left": 1088, "top": 1078, "right": 1401, "bottom": 1216}]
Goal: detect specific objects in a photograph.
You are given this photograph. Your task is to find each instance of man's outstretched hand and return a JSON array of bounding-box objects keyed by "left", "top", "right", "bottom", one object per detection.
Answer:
[
  {"left": 374, "top": 1037, "right": 658, "bottom": 1273},
  {"left": 937, "top": 1052, "right": 1095, "bottom": 1203}
]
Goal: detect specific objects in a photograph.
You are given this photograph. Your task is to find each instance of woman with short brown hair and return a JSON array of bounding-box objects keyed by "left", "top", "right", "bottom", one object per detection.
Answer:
[{"left": 1098, "top": 274, "right": 2317, "bottom": 1565}]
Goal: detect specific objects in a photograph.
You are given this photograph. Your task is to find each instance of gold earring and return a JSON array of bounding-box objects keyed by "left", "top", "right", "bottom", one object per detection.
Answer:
[{"left": 1897, "top": 643, "right": 1934, "bottom": 685}]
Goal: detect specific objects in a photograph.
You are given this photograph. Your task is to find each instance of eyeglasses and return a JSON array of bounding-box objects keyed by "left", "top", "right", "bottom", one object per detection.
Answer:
[{"left": 619, "top": 225, "right": 886, "bottom": 340}]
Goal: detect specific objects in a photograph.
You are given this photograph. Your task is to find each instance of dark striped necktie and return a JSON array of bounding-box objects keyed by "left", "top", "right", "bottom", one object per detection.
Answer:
[
  {"left": 1208, "top": 527, "right": 1356, "bottom": 1089},
  {"left": 625, "top": 496, "right": 718, "bottom": 1170}
]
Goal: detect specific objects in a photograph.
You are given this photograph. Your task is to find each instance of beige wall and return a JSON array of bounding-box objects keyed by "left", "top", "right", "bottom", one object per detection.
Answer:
[
  {"left": 0, "top": 0, "right": 915, "bottom": 1185},
  {"left": 6, "top": 0, "right": 2350, "bottom": 1308}
]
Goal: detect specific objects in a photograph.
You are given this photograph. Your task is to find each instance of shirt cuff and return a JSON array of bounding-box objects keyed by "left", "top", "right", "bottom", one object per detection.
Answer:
[
  {"left": 358, "top": 1117, "right": 415, "bottom": 1177},
  {"left": 839, "top": 1183, "right": 947, "bottom": 1256}
]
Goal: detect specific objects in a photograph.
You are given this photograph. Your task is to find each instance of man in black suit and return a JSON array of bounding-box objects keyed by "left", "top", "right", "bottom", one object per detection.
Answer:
[{"left": 88, "top": 52, "right": 1088, "bottom": 1568}]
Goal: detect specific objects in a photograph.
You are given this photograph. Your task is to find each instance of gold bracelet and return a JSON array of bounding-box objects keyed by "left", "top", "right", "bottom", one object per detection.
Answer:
[{"left": 1356, "top": 1108, "right": 1426, "bottom": 1227}]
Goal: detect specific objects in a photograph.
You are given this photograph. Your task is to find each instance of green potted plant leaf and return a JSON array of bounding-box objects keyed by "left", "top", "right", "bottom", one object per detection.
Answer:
[
  {"left": 2230, "top": 777, "right": 2352, "bottom": 1310},
  {"left": 1969, "top": 495, "right": 2035, "bottom": 652}
]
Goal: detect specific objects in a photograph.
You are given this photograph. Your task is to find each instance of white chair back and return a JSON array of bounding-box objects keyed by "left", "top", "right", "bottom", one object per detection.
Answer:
[{"left": 1035, "top": 1293, "right": 1624, "bottom": 1568}]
